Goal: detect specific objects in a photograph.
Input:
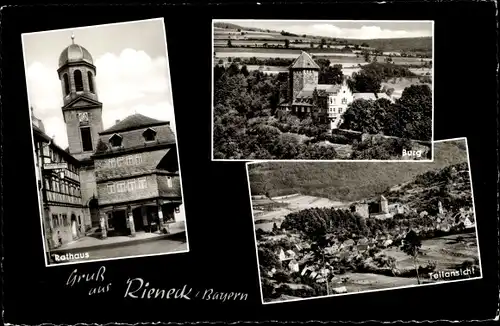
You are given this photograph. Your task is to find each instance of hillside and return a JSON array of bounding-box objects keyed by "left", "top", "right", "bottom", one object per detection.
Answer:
[
  {"left": 384, "top": 160, "right": 473, "bottom": 214},
  {"left": 342, "top": 37, "right": 432, "bottom": 53},
  {"left": 214, "top": 22, "right": 432, "bottom": 53},
  {"left": 248, "top": 140, "right": 468, "bottom": 202},
  {"left": 214, "top": 22, "right": 246, "bottom": 30}
]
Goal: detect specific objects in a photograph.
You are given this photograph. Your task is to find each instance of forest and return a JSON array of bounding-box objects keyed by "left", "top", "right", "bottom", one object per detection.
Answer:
[
  {"left": 248, "top": 140, "right": 468, "bottom": 202},
  {"left": 213, "top": 60, "right": 432, "bottom": 160}
]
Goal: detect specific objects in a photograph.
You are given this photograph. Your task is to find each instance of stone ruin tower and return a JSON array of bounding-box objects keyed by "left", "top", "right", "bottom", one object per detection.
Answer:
[
  {"left": 438, "top": 201, "right": 444, "bottom": 215},
  {"left": 379, "top": 195, "right": 389, "bottom": 214},
  {"left": 288, "top": 51, "right": 320, "bottom": 102}
]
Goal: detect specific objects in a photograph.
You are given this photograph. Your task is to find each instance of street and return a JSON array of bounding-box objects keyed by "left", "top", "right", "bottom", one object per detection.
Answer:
[{"left": 50, "top": 236, "right": 187, "bottom": 264}]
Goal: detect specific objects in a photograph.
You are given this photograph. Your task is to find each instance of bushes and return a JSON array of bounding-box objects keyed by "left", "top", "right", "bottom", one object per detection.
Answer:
[{"left": 328, "top": 134, "right": 352, "bottom": 145}]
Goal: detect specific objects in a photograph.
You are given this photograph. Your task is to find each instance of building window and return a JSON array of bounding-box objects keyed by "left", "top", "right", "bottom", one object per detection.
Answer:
[
  {"left": 62, "top": 214, "right": 68, "bottom": 227},
  {"left": 127, "top": 180, "right": 136, "bottom": 191},
  {"left": 117, "top": 157, "right": 125, "bottom": 167},
  {"left": 138, "top": 177, "right": 147, "bottom": 189},
  {"left": 143, "top": 128, "right": 157, "bottom": 142},
  {"left": 80, "top": 127, "right": 93, "bottom": 152},
  {"left": 109, "top": 134, "right": 122, "bottom": 148},
  {"left": 88, "top": 71, "right": 94, "bottom": 93},
  {"left": 63, "top": 74, "right": 70, "bottom": 95},
  {"left": 78, "top": 216, "right": 81, "bottom": 225},
  {"left": 127, "top": 155, "right": 134, "bottom": 165},
  {"left": 107, "top": 183, "right": 115, "bottom": 194},
  {"left": 135, "top": 154, "right": 142, "bottom": 165},
  {"left": 338, "top": 108, "right": 342, "bottom": 114},
  {"left": 167, "top": 176, "right": 173, "bottom": 188},
  {"left": 342, "top": 98, "right": 347, "bottom": 104},
  {"left": 109, "top": 158, "right": 116, "bottom": 168},
  {"left": 117, "top": 182, "right": 126, "bottom": 193},
  {"left": 52, "top": 214, "right": 59, "bottom": 227},
  {"left": 74, "top": 70, "right": 83, "bottom": 92}
]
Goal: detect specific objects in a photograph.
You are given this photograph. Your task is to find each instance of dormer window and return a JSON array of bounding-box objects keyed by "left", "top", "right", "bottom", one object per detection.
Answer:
[
  {"left": 109, "top": 134, "right": 123, "bottom": 148},
  {"left": 143, "top": 128, "right": 157, "bottom": 142}
]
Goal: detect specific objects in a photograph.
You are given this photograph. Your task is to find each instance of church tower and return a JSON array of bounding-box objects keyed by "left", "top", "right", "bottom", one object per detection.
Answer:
[
  {"left": 288, "top": 51, "right": 320, "bottom": 102},
  {"left": 57, "top": 33, "right": 103, "bottom": 161}
]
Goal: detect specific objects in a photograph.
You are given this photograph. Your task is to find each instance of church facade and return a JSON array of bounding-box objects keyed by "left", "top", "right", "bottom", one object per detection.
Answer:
[{"left": 33, "top": 35, "right": 184, "bottom": 249}]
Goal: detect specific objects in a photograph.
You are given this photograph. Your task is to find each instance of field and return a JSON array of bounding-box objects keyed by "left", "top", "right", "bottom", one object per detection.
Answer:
[
  {"left": 381, "top": 77, "right": 432, "bottom": 98},
  {"left": 214, "top": 25, "right": 433, "bottom": 54},
  {"left": 253, "top": 194, "right": 349, "bottom": 231},
  {"left": 214, "top": 48, "right": 431, "bottom": 68},
  {"left": 382, "top": 232, "right": 479, "bottom": 272}
]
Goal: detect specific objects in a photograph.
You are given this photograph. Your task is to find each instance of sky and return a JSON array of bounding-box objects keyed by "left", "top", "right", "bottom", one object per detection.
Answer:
[
  {"left": 22, "top": 18, "right": 175, "bottom": 149},
  {"left": 217, "top": 20, "right": 433, "bottom": 40}
]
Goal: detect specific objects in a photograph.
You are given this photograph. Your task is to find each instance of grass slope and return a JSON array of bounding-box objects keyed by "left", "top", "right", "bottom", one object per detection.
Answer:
[{"left": 248, "top": 140, "right": 468, "bottom": 202}]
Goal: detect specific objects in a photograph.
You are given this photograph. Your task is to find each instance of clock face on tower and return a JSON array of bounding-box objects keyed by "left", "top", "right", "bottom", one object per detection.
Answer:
[{"left": 77, "top": 112, "right": 89, "bottom": 123}]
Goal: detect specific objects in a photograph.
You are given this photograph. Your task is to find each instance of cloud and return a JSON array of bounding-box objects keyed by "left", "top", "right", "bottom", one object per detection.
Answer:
[
  {"left": 95, "top": 49, "right": 170, "bottom": 106},
  {"left": 309, "top": 24, "right": 431, "bottom": 39},
  {"left": 246, "top": 23, "right": 431, "bottom": 40},
  {"left": 26, "top": 48, "right": 174, "bottom": 149}
]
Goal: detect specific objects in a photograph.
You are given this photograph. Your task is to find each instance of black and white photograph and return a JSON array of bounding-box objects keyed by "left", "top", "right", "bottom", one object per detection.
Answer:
[
  {"left": 213, "top": 20, "right": 434, "bottom": 161},
  {"left": 247, "top": 138, "right": 481, "bottom": 304},
  {"left": 23, "top": 18, "right": 189, "bottom": 266}
]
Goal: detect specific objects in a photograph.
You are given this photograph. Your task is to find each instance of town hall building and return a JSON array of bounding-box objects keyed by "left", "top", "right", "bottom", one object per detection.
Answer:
[{"left": 33, "top": 34, "right": 184, "bottom": 249}]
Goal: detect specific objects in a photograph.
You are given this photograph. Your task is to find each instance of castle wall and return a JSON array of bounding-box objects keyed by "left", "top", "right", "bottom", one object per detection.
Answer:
[
  {"left": 354, "top": 204, "right": 369, "bottom": 218},
  {"left": 290, "top": 69, "right": 318, "bottom": 101}
]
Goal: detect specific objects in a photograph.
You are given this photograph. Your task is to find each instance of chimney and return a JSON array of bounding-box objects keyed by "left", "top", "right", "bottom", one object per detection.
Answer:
[{"left": 115, "top": 119, "right": 120, "bottom": 125}]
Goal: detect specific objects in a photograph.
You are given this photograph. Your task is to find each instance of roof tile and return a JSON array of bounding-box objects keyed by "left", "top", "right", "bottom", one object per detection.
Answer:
[{"left": 290, "top": 51, "right": 320, "bottom": 70}]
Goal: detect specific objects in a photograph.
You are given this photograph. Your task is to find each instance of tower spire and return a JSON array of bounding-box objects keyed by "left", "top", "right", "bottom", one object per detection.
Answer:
[{"left": 71, "top": 32, "right": 75, "bottom": 44}]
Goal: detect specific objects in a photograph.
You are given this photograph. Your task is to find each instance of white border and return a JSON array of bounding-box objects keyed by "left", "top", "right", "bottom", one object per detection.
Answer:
[
  {"left": 211, "top": 19, "right": 435, "bottom": 162},
  {"left": 22, "top": 17, "right": 191, "bottom": 268},
  {"left": 245, "top": 137, "right": 482, "bottom": 305}
]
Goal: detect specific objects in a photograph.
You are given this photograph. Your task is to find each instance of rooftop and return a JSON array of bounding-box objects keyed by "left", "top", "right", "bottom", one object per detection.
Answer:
[
  {"left": 100, "top": 113, "right": 170, "bottom": 135},
  {"left": 58, "top": 34, "right": 93, "bottom": 68},
  {"left": 290, "top": 51, "right": 320, "bottom": 70}
]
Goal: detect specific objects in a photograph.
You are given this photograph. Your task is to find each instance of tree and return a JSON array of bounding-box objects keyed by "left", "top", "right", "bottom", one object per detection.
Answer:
[
  {"left": 363, "top": 50, "right": 371, "bottom": 63},
  {"left": 319, "top": 64, "right": 344, "bottom": 85},
  {"left": 348, "top": 71, "right": 382, "bottom": 93},
  {"left": 227, "top": 40, "right": 233, "bottom": 47},
  {"left": 400, "top": 230, "right": 423, "bottom": 284},
  {"left": 310, "top": 42, "right": 314, "bottom": 48},
  {"left": 240, "top": 65, "right": 250, "bottom": 77},
  {"left": 284, "top": 39, "right": 290, "bottom": 49},
  {"left": 320, "top": 38, "right": 326, "bottom": 49}
]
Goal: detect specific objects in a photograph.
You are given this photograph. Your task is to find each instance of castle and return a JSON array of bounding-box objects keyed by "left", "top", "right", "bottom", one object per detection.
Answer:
[
  {"left": 33, "top": 34, "right": 184, "bottom": 250},
  {"left": 350, "top": 195, "right": 409, "bottom": 220},
  {"left": 279, "top": 51, "right": 393, "bottom": 131}
]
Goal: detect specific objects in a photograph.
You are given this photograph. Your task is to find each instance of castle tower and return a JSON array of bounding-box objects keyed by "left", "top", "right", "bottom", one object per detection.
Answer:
[
  {"left": 438, "top": 201, "right": 444, "bottom": 215},
  {"left": 288, "top": 51, "right": 320, "bottom": 102},
  {"left": 379, "top": 195, "right": 389, "bottom": 214},
  {"left": 57, "top": 33, "right": 103, "bottom": 161}
]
